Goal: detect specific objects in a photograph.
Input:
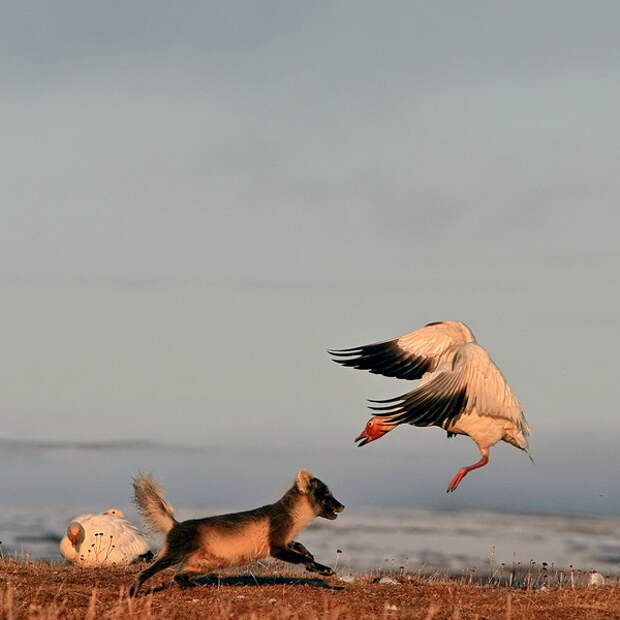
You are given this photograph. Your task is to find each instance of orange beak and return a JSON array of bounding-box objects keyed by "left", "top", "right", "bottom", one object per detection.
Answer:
[{"left": 354, "top": 417, "right": 395, "bottom": 447}]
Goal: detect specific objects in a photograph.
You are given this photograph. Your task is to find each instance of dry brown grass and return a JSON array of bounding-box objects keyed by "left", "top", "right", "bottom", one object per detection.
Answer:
[{"left": 1, "top": 558, "right": 620, "bottom": 619}]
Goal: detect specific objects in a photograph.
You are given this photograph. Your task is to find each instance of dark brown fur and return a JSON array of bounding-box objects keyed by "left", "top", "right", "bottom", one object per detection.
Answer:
[{"left": 129, "top": 469, "right": 344, "bottom": 596}]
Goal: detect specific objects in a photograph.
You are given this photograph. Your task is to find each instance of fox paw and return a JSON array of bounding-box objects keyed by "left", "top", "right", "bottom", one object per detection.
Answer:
[{"left": 308, "top": 564, "right": 334, "bottom": 577}]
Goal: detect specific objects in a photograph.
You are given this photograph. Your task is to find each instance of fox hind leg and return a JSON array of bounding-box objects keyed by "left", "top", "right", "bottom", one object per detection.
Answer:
[
  {"left": 173, "top": 554, "right": 219, "bottom": 590},
  {"left": 174, "top": 571, "right": 204, "bottom": 589},
  {"left": 129, "top": 555, "right": 177, "bottom": 597}
]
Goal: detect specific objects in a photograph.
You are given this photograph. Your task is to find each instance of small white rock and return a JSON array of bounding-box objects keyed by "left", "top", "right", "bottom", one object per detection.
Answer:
[
  {"left": 378, "top": 576, "right": 400, "bottom": 585},
  {"left": 385, "top": 603, "right": 399, "bottom": 611},
  {"left": 339, "top": 574, "right": 356, "bottom": 584},
  {"left": 268, "top": 598, "right": 277, "bottom": 604},
  {"left": 589, "top": 571, "right": 605, "bottom": 586}
]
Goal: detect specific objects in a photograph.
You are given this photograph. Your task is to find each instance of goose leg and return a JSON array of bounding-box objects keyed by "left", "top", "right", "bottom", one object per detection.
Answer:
[{"left": 446, "top": 450, "right": 489, "bottom": 493}]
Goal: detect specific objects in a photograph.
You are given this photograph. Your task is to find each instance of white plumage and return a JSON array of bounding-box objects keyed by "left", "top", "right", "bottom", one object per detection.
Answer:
[
  {"left": 59, "top": 508, "right": 151, "bottom": 566},
  {"left": 330, "top": 320, "right": 531, "bottom": 492}
]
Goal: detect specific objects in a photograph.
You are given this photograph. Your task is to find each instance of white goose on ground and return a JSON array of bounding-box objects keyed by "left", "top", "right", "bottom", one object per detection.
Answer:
[
  {"left": 329, "top": 321, "right": 531, "bottom": 492},
  {"left": 59, "top": 508, "right": 152, "bottom": 566}
]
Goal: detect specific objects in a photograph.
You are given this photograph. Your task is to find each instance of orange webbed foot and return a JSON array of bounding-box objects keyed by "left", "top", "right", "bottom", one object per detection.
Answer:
[{"left": 446, "top": 468, "right": 468, "bottom": 493}]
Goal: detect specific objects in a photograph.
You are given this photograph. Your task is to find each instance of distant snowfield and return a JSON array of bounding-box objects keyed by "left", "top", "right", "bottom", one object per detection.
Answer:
[
  {"left": 2, "top": 440, "right": 619, "bottom": 575},
  {"left": 3, "top": 505, "right": 620, "bottom": 575}
]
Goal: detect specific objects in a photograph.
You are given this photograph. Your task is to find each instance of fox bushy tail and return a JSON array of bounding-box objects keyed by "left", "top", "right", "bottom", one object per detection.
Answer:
[{"left": 133, "top": 473, "right": 177, "bottom": 534}]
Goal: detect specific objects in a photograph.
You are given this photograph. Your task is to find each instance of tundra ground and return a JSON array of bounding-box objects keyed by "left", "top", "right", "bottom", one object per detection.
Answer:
[{"left": 1, "top": 559, "right": 619, "bottom": 619}]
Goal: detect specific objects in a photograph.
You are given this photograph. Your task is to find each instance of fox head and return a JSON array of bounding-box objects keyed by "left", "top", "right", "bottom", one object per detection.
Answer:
[{"left": 295, "top": 469, "right": 344, "bottom": 520}]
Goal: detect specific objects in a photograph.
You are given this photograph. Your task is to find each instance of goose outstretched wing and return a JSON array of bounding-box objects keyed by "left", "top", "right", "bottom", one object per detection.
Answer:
[
  {"left": 328, "top": 321, "right": 475, "bottom": 381},
  {"left": 369, "top": 343, "right": 528, "bottom": 434}
]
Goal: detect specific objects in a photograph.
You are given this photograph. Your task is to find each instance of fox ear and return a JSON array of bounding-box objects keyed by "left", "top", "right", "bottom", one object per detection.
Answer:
[{"left": 295, "top": 469, "right": 313, "bottom": 494}]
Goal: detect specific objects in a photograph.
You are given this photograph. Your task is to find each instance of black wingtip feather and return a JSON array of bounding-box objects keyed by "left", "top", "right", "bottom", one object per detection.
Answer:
[
  {"left": 327, "top": 340, "right": 434, "bottom": 381},
  {"left": 368, "top": 405, "right": 400, "bottom": 412},
  {"left": 367, "top": 395, "right": 405, "bottom": 404},
  {"left": 369, "top": 386, "right": 469, "bottom": 427},
  {"left": 327, "top": 347, "right": 363, "bottom": 355}
]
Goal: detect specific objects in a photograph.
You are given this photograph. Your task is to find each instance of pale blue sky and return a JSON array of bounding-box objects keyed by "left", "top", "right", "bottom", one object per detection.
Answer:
[{"left": 1, "top": 2, "right": 619, "bottom": 511}]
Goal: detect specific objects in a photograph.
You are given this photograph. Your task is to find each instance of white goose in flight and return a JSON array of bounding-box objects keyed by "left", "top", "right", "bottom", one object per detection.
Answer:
[
  {"left": 60, "top": 508, "right": 152, "bottom": 566},
  {"left": 329, "top": 321, "right": 531, "bottom": 492}
]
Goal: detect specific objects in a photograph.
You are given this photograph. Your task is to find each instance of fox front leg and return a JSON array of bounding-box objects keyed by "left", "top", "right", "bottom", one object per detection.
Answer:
[
  {"left": 304, "top": 560, "right": 334, "bottom": 576},
  {"left": 270, "top": 546, "right": 334, "bottom": 577},
  {"left": 288, "top": 541, "right": 314, "bottom": 561},
  {"left": 287, "top": 541, "right": 333, "bottom": 575}
]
